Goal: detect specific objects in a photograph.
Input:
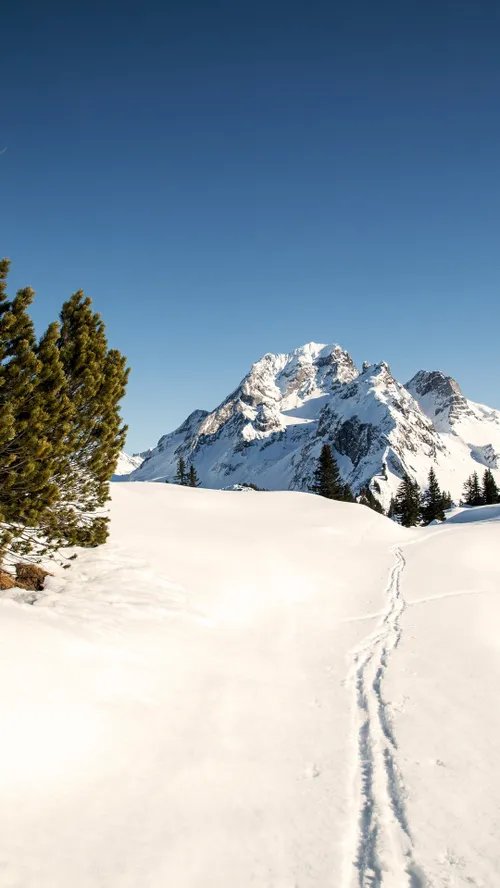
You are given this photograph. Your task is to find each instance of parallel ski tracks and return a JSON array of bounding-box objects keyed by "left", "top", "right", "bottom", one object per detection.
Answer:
[{"left": 344, "top": 547, "right": 427, "bottom": 888}]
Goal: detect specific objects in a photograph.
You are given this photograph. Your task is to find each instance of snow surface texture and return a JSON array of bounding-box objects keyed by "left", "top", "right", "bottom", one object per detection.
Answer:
[
  {"left": 1, "top": 483, "right": 499, "bottom": 887},
  {"left": 129, "top": 342, "right": 500, "bottom": 508}
]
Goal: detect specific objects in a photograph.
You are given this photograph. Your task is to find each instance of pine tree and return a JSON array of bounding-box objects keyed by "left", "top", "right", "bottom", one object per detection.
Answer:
[
  {"left": 420, "top": 467, "right": 446, "bottom": 525},
  {"left": 174, "top": 457, "right": 187, "bottom": 485},
  {"left": 387, "top": 496, "right": 397, "bottom": 520},
  {"left": 359, "top": 486, "right": 385, "bottom": 514},
  {"left": 0, "top": 263, "right": 129, "bottom": 557},
  {"left": 0, "top": 280, "right": 65, "bottom": 552},
  {"left": 441, "top": 490, "right": 453, "bottom": 511},
  {"left": 394, "top": 473, "right": 421, "bottom": 527},
  {"left": 461, "top": 472, "right": 483, "bottom": 506},
  {"left": 310, "top": 444, "right": 344, "bottom": 500},
  {"left": 55, "top": 290, "right": 129, "bottom": 546},
  {"left": 28, "top": 321, "right": 75, "bottom": 550},
  {"left": 482, "top": 469, "right": 499, "bottom": 505},
  {"left": 341, "top": 482, "right": 354, "bottom": 502},
  {"left": 0, "top": 259, "right": 16, "bottom": 468},
  {"left": 188, "top": 464, "right": 200, "bottom": 488}
]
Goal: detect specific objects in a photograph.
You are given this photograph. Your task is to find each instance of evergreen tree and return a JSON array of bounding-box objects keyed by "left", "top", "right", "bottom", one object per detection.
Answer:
[
  {"left": 0, "top": 280, "right": 68, "bottom": 553},
  {"left": 29, "top": 321, "right": 75, "bottom": 550},
  {"left": 420, "top": 467, "right": 446, "bottom": 525},
  {"left": 188, "top": 464, "right": 200, "bottom": 488},
  {"left": 359, "top": 486, "right": 385, "bottom": 514},
  {"left": 394, "top": 473, "right": 421, "bottom": 527},
  {"left": 461, "top": 472, "right": 484, "bottom": 506},
  {"left": 310, "top": 444, "right": 344, "bottom": 500},
  {"left": 341, "top": 482, "right": 354, "bottom": 502},
  {"left": 174, "top": 457, "right": 188, "bottom": 485},
  {"left": 482, "top": 469, "right": 499, "bottom": 505},
  {"left": 0, "top": 259, "right": 16, "bottom": 464},
  {"left": 0, "top": 281, "right": 39, "bottom": 527},
  {"left": 0, "top": 263, "right": 129, "bottom": 557},
  {"left": 387, "top": 496, "right": 397, "bottom": 520},
  {"left": 441, "top": 490, "right": 453, "bottom": 511},
  {"left": 56, "top": 291, "right": 129, "bottom": 546}
]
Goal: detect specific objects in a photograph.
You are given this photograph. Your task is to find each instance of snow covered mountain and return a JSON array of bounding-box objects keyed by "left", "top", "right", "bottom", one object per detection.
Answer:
[
  {"left": 113, "top": 451, "right": 146, "bottom": 477},
  {"left": 130, "top": 342, "right": 500, "bottom": 506}
]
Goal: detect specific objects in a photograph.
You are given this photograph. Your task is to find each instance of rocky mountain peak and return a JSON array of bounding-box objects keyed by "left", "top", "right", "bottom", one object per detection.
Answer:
[
  {"left": 405, "top": 370, "right": 469, "bottom": 430},
  {"left": 406, "top": 370, "right": 462, "bottom": 401},
  {"left": 128, "top": 342, "right": 500, "bottom": 507}
]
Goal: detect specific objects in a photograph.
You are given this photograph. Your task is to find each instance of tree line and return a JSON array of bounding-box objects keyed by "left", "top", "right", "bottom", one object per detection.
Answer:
[
  {"left": 389, "top": 467, "right": 499, "bottom": 526},
  {"left": 0, "top": 259, "right": 128, "bottom": 561},
  {"left": 310, "top": 443, "right": 499, "bottom": 527}
]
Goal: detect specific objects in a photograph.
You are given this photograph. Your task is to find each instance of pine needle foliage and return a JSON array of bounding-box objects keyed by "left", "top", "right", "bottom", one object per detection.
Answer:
[
  {"left": 0, "top": 261, "right": 129, "bottom": 558},
  {"left": 441, "top": 490, "right": 453, "bottom": 511},
  {"left": 310, "top": 444, "right": 344, "bottom": 500},
  {"left": 188, "top": 464, "right": 200, "bottom": 487},
  {"left": 461, "top": 472, "right": 484, "bottom": 507},
  {"left": 341, "top": 482, "right": 355, "bottom": 502},
  {"left": 420, "top": 468, "right": 446, "bottom": 525},
  {"left": 482, "top": 469, "right": 499, "bottom": 505},
  {"left": 174, "top": 457, "right": 188, "bottom": 485},
  {"left": 394, "top": 473, "right": 421, "bottom": 527}
]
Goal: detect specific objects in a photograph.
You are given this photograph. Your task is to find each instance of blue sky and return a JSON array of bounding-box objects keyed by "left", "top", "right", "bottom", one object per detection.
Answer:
[{"left": 2, "top": 0, "right": 499, "bottom": 452}]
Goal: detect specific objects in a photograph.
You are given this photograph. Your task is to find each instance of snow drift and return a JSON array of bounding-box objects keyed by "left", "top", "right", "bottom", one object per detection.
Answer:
[{"left": 0, "top": 483, "right": 499, "bottom": 887}]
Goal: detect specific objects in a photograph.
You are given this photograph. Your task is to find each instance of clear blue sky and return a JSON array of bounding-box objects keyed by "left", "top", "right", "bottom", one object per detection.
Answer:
[{"left": 2, "top": 0, "right": 499, "bottom": 452}]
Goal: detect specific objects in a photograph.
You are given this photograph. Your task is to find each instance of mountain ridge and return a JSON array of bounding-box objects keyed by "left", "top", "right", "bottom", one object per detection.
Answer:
[{"left": 127, "top": 342, "right": 500, "bottom": 505}]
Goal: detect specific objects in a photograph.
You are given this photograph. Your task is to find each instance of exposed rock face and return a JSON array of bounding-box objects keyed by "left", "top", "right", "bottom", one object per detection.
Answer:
[
  {"left": 129, "top": 343, "right": 500, "bottom": 507},
  {"left": 407, "top": 370, "right": 462, "bottom": 401},
  {"left": 405, "top": 370, "right": 471, "bottom": 428}
]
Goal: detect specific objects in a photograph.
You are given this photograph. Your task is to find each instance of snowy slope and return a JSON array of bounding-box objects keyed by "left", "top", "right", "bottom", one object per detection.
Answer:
[
  {"left": 0, "top": 484, "right": 499, "bottom": 887},
  {"left": 131, "top": 343, "right": 500, "bottom": 507}
]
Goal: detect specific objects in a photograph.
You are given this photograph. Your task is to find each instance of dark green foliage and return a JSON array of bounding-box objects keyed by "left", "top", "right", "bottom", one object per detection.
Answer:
[
  {"left": 310, "top": 444, "right": 344, "bottom": 500},
  {"left": 359, "top": 486, "right": 385, "bottom": 514},
  {"left": 188, "top": 464, "right": 200, "bottom": 487},
  {"left": 394, "top": 473, "right": 421, "bottom": 527},
  {"left": 0, "top": 261, "right": 129, "bottom": 558},
  {"left": 441, "top": 490, "right": 453, "bottom": 511},
  {"left": 387, "top": 496, "right": 397, "bottom": 519},
  {"left": 0, "top": 261, "right": 16, "bottom": 504},
  {"left": 461, "top": 472, "right": 484, "bottom": 506},
  {"left": 420, "top": 467, "right": 446, "bottom": 525},
  {"left": 482, "top": 469, "right": 499, "bottom": 505},
  {"left": 0, "top": 281, "right": 46, "bottom": 528},
  {"left": 0, "top": 273, "right": 72, "bottom": 553},
  {"left": 54, "top": 290, "right": 129, "bottom": 547},
  {"left": 341, "top": 482, "right": 355, "bottom": 502},
  {"left": 174, "top": 457, "right": 188, "bottom": 485}
]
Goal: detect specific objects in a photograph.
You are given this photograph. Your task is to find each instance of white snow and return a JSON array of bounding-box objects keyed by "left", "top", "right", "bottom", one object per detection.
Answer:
[
  {"left": 0, "top": 483, "right": 499, "bottom": 887},
  {"left": 113, "top": 451, "right": 145, "bottom": 479}
]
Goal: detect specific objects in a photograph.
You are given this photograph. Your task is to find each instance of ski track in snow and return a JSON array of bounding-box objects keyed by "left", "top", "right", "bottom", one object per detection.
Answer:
[{"left": 344, "top": 547, "right": 427, "bottom": 888}]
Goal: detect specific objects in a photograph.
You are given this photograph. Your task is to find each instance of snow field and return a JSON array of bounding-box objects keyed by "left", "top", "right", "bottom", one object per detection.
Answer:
[{"left": 0, "top": 484, "right": 498, "bottom": 887}]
